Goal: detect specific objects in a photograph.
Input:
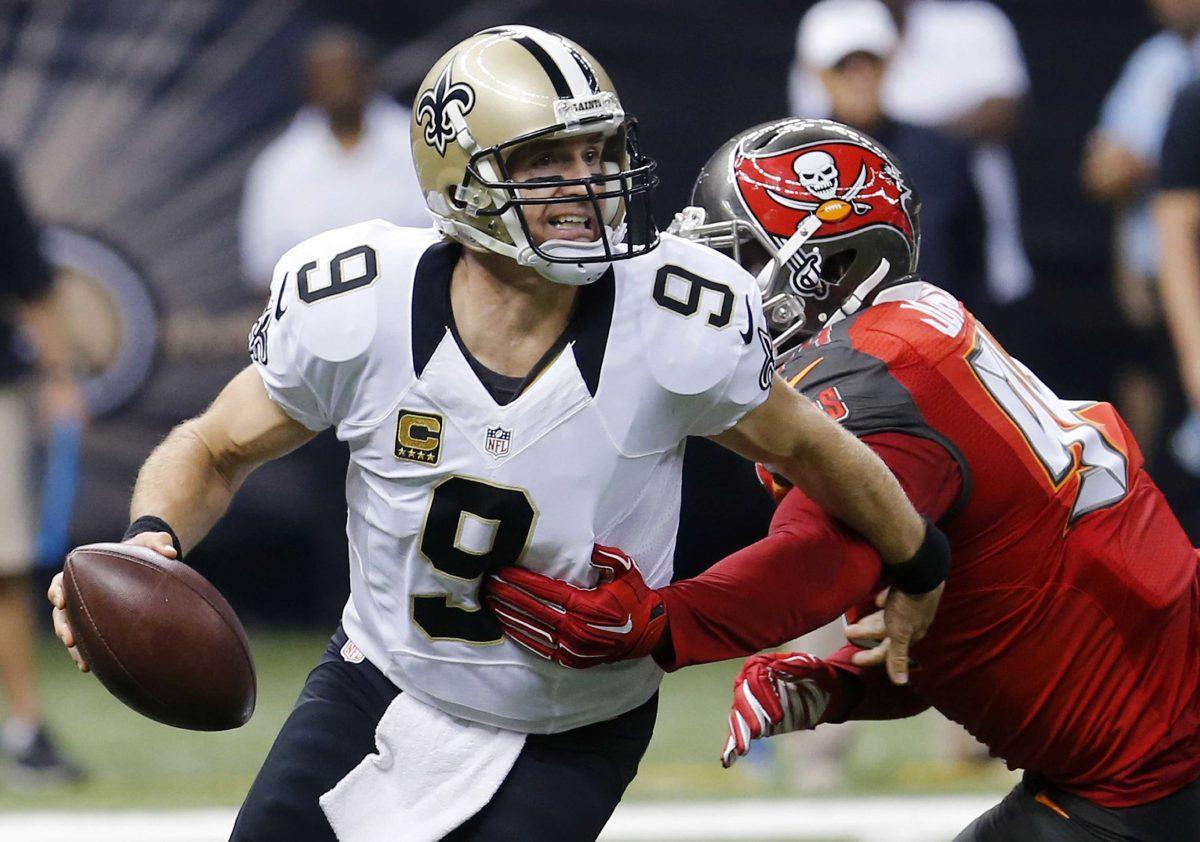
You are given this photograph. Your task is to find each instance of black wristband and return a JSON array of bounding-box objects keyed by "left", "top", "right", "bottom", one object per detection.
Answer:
[
  {"left": 887, "top": 517, "right": 950, "bottom": 595},
  {"left": 123, "top": 515, "right": 184, "bottom": 561}
]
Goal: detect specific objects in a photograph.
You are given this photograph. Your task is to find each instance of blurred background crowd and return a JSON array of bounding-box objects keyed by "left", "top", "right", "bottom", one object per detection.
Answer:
[{"left": 0, "top": 0, "right": 1198, "bottom": 806}]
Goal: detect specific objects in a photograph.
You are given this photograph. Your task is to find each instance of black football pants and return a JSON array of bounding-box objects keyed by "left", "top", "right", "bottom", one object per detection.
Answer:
[
  {"left": 955, "top": 771, "right": 1200, "bottom": 841},
  {"left": 230, "top": 627, "right": 657, "bottom": 842}
]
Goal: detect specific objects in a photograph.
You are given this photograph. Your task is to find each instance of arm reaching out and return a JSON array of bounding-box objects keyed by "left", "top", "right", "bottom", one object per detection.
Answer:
[
  {"left": 713, "top": 387, "right": 952, "bottom": 683},
  {"left": 712, "top": 375, "right": 928, "bottom": 566},
  {"left": 487, "top": 433, "right": 962, "bottom": 682},
  {"left": 48, "top": 366, "right": 317, "bottom": 671},
  {"left": 127, "top": 366, "right": 317, "bottom": 551}
]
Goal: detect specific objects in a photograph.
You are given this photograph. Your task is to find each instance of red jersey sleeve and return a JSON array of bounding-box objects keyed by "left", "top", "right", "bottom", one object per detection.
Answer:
[{"left": 658, "top": 432, "right": 963, "bottom": 671}]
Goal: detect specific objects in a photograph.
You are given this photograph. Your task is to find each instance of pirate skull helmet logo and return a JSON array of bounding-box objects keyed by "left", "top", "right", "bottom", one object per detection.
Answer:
[
  {"left": 684, "top": 119, "right": 921, "bottom": 348},
  {"left": 795, "top": 150, "right": 838, "bottom": 200}
]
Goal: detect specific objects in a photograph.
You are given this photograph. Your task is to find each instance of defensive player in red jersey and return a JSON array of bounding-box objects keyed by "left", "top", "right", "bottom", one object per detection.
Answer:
[{"left": 484, "top": 119, "right": 1200, "bottom": 840}]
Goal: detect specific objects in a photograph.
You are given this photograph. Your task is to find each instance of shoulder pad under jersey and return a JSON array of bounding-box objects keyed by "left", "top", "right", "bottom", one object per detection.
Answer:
[
  {"left": 630, "top": 233, "right": 773, "bottom": 398},
  {"left": 852, "top": 280, "right": 972, "bottom": 362},
  {"left": 251, "top": 220, "right": 439, "bottom": 429},
  {"left": 779, "top": 295, "right": 970, "bottom": 513}
]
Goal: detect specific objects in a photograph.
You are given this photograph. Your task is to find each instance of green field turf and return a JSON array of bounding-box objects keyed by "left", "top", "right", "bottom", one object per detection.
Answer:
[{"left": 0, "top": 631, "right": 1015, "bottom": 809}]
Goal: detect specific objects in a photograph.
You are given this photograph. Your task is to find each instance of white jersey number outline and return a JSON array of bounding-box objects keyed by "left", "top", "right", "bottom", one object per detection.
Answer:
[{"left": 967, "top": 330, "right": 1129, "bottom": 524}]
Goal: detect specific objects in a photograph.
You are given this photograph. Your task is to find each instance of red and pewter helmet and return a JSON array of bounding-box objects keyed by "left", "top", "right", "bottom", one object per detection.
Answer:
[{"left": 675, "top": 118, "right": 920, "bottom": 348}]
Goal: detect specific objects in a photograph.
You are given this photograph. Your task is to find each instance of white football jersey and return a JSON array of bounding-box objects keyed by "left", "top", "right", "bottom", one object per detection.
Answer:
[{"left": 250, "top": 220, "right": 772, "bottom": 733}]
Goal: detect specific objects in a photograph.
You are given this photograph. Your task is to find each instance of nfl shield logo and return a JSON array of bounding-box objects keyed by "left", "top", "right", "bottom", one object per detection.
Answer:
[{"left": 485, "top": 426, "right": 512, "bottom": 458}]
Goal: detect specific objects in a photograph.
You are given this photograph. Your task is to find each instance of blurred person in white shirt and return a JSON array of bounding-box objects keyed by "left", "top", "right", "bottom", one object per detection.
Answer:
[
  {"left": 237, "top": 29, "right": 431, "bottom": 626},
  {"left": 789, "top": 0, "right": 1034, "bottom": 309},
  {"left": 239, "top": 28, "right": 429, "bottom": 291}
]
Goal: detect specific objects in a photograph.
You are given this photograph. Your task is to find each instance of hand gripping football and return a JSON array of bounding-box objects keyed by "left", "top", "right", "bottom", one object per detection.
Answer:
[{"left": 63, "top": 543, "right": 256, "bottom": 730}]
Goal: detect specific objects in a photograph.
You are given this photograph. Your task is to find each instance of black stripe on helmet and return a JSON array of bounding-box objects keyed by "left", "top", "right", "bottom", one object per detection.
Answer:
[
  {"left": 554, "top": 34, "right": 600, "bottom": 94},
  {"left": 510, "top": 35, "right": 573, "bottom": 98}
]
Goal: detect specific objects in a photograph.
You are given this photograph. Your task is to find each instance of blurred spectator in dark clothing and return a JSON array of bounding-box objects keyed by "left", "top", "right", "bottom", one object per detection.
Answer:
[
  {"left": 1155, "top": 81, "right": 1200, "bottom": 502},
  {"left": 1082, "top": 0, "right": 1200, "bottom": 456},
  {"left": 0, "top": 152, "right": 85, "bottom": 783},
  {"left": 791, "top": 0, "right": 1032, "bottom": 309},
  {"left": 239, "top": 28, "right": 428, "bottom": 291},
  {"left": 796, "top": 0, "right": 985, "bottom": 302}
]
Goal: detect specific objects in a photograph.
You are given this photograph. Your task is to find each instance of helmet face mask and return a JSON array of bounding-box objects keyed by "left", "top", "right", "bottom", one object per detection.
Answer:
[
  {"left": 412, "top": 27, "right": 660, "bottom": 285},
  {"left": 460, "top": 115, "right": 658, "bottom": 266},
  {"left": 679, "top": 118, "right": 921, "bottom": 348}
]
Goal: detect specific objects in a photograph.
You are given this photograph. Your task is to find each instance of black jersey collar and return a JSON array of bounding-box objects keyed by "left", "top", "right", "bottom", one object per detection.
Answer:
[{"left": 410, "top": 239, "right": 614, "bottom": 397}]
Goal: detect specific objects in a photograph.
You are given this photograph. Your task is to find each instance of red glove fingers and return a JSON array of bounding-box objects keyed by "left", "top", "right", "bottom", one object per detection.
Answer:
[
  {"left": 722, "top": 656, "right": 785, "bottom": 767},
  {"left": 591, "top": 543, "right": 635, "bottom": 580},
  {"left": 487, "top": 565, "right": 581, "bottom": 611},
  {"left": 486, "top": 574, "right": 566, "bottom": 625},
  {"left": 484, "top": 597, "right": 557, "bottom": 661},
  {"left": 721, "top": 652, "right": 843, "bottom": 768},
  {"left": 485, "top": 545, "right": 667, "bottom": 669}
]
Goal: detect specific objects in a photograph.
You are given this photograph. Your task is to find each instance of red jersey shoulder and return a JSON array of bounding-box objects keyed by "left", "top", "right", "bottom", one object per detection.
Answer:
[{"left": 845, "top": 282, "right": 974, "bottom": 365}]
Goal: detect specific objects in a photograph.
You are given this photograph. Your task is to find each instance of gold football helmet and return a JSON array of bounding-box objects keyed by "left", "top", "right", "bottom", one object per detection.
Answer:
[{"left": 411, "top": 26, "right": 659, "bottom": 285}]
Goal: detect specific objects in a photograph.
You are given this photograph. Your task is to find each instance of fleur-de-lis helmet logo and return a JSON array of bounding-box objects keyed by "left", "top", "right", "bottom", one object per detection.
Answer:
[{"left": 416, "top": 65, "right": 476, "bottom": 156}]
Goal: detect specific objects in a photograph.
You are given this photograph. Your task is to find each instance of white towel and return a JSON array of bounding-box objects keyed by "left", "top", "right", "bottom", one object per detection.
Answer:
[{"left": 319, "top": 692, "right": 527, "bottom": 841}]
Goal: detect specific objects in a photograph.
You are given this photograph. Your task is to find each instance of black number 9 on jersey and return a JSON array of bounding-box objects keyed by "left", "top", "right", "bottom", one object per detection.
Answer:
[
  {"left": 412, "top": 476, "right": 537, "bottom": 644},
  {"left": 297, "top": 244, "right": 378, "bottom": 303},
  {"left": 652, "top": 264, "right": 734, "bottom": 328}
]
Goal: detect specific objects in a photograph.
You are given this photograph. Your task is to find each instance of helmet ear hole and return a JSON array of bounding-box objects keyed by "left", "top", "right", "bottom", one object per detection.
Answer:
[{"left": 821, "top": 249, "right": 857, "bottom": 283}]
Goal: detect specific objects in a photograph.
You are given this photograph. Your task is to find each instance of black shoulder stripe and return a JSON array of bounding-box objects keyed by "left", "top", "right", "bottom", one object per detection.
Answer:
[
  {"left": 411, "top": 240, "right": 459, "bottom": 377},
  {"left": 511, "top": 35, "right": 573, "bottom": 98},
  {"left": 570, "top": 267, "right": 615, "bottom": 396}
]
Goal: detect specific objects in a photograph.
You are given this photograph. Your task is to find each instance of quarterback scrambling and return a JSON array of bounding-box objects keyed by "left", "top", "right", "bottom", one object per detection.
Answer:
[
  {"left": 48, "top": 33, "right": 947, "bottom": 842},
  {"left": 487, "top": 119, "right": 1200, "bottom": 841}
]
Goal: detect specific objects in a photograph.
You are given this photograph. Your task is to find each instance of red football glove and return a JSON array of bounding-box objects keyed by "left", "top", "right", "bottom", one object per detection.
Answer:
[
  {"left": 484, "top": 544, "right": 667, "bottom": 669},
  {"left": 721, "top": 652, "right": 845, "bottom": 768}
]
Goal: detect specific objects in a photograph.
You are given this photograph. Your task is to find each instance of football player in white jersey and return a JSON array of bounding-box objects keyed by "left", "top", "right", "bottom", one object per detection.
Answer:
[{"left": 47, "top": 28, "right": 948, "bottom": 841}]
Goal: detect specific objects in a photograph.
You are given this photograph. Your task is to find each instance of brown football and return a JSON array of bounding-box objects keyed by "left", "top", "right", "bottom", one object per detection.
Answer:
[{"left": 63, "top": 543, "right": 256, "bottom": 730}]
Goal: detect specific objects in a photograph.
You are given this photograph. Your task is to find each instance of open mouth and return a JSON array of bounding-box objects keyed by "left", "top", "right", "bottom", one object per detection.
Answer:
[{"left": 546, "top": 212, "right": 596, "bottom": 241}]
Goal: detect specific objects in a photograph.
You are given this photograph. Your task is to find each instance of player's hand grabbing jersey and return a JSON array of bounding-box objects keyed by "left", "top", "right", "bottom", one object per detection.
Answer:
[
  {"left": 248, "top": 219, "right": 771, "bottom": 733},
  {"left": 771, "top": 281, "right": 1200, "bottom": 807}
]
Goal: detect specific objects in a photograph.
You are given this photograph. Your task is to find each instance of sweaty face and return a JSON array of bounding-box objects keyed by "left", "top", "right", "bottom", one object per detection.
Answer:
[{"left": 506, "top": 134, "right": 606, "bottom": 246}]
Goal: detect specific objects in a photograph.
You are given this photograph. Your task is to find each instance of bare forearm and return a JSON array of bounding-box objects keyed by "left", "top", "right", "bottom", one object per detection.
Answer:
[
  {"left": 129, "top": 421, "right": 246, "bottom": 553},
  {"left": 774, "top": 402, "right": 925, "bottom": 564},
  {"left": 715, "top": 379, "right": 925, "bottom": 564},
  {"left": 128, "top": 367, "right": 317, "bottom": 551}
]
